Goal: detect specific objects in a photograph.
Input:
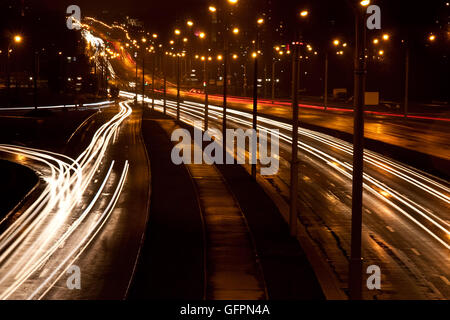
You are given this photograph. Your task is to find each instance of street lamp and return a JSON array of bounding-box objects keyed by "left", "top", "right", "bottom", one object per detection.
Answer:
[
  {"left": 209, "top": 6, "right": 217, "bottom": 12},
  {"left": 428, "top": 34, "right": 436, "bottom": 41},
  {"left": 300, "top": 10, "right": 309, "bottom": 17},
  {"left": 187, "top": 20, "right": 194, "bottom": 27},
  {"left": 232, "top": 27, "right": 240, "bottom": 35},
  {"left": 348, "top": 0, "right": 370, "bottom": 300}
]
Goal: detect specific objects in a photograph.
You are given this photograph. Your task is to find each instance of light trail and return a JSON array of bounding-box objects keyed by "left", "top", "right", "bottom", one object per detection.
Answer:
[
  {"left": 0, "top": 101, "right": 132, "bottom": 299},
  {"left": 123, "top": 91, "right": 449, "bottom": 250}
]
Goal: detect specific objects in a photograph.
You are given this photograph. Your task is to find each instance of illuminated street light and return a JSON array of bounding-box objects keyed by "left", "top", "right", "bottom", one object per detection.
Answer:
[
  {"left": 378, "top": 50, "right": 384, "bottom": 56},
  {"left": 141, "top": 37, "right": 147, "bottom": 43},
  {"left": 300, "top": 10, "right": 309, "bottom": 18},
  {"left": 152, "top": 33, "right": 158, "bottom": 39},
  {"left": 232, "top": 54, "right": 238, "bottom": 59},
  {"left": 429, "top": 34, "right": 436, "bottom": 41},
  {"left": 169, "top": 40, "right": 175, "bottom": 45},
  {"left": 373, "top": 38, "right": 379, "bottom": 44},
  {"left": 251, "top": 52, "right": 258, "bottom": 58},
  {"left": 228, "top": 0, "right": 238, "bottom": 4},
  {"left": 174, "top": 29, "right": 181, "bottom": 35},
  {"left": 199, "top": 32, "right": 206, "bottom": 39},
  {"left": 183, "top": 38, "right": 188, "bottom": 43},
  {"left": 217, "top": 54, "right": 223, "bottom": 61},
  {"left": 382, "top": 34, "right": 390, "bottom": 41},
  {"left": 187, "top": 20, "right": 194, "bottom": 27},
  {"left": 274, "top": 46, "right": 280, "bottom": 51},
  {"left": 201, "top": 56, "right": 206, "bottom": 61},
  {"left": 333, "top": 39, "right": 340, "bottom": 46},
  {"left": 232, "top": 27, "right": 240, "bottom": 35},
  {"left": 360, "top": 0, "right": 370, "bottom": 6},
  {"left": 257, "top": 18, "right": 264, "bottom": 25},
  {"left": 14, "top": 35, "right": 22, "bottom": 43},
  {"left": 209, "top": 6, "right": 217, "bottom": 12}
]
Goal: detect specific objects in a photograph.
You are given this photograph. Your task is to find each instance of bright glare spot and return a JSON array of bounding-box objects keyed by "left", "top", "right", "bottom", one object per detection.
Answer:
[
  {"left": 360, "top": 0, "right": 370, "bottom": 6},
  {"left": 300, "top": 10, "right": 309, "bottom": 17}
]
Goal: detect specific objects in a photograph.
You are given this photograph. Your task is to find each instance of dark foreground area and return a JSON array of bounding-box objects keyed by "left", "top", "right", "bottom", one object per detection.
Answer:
[{"left": 0, "top": 160, "right": 38, "bottom": 219}]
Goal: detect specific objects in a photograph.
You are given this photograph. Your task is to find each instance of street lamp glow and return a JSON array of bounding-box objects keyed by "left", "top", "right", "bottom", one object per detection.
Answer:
[
  {"left": 373, "top": 38, "right": 379, "bottom": 44},
  {"left": 429, "top": 34, "right": 436, "bottom": 41},
  {"left": 300, "top": 10, "right": 309, "bottom": 17},
  {"left": 252, "top": 52, "right": 258, "bottom": 58},
  {"left": 278, "top": 51, "right": 284, "bottom": 55},
  {"left": 152, "top": 33, "right": 158, "bottom": 39},
  {"left": 209, "top": 6, "right": 217, "bottom": 12},
  {"left": 228, "top": 0, "right": 238, "bottom": 4},
  {"left": 14, "top": 35, "right": 22, "bottom": 43},
  {"left": 333, "top": 39, "right": 340, "bottom": 46},
  {"left": 217, "top": 54, "right": 223, "bottom": 61},
  {"left": 183, "top": 38, "right": 188, "bottom": 43},
  {"left": 201, "top": 56, "right": 206, "bottom": 61},
  {"left": 360, "top": 0, "right": 370, "bottom": 6},
  {"left": 187, "top": 20, "right": 194, "bottom": 27},
  {"left": 274, "top": 46, "right": 280, "bottom": 51},
  {"left": 208, "top": 56, "right": 212, "bottom": 61},
  {"left": 378, "top": 50, "right": 384, "bottom": 56},
  {"left": 199, "top": 32, "right": 206, "bottom": 39},
  {"left": 141, "top": 37, "right": 147, "bottom": 43},
  {"left": 257, "top": 18, "right": 264, "bottom": 25},
  {"left": 170, "top": 40, "right": 174, "bottom": 44},
  {"left": 232, "top": 27, "right": 240, "bottom": 35},
  {"left": 382, "top": 34, "right": 390, "bottom": 41},
  {"left": 174, "top": 29, "right": 181, "bottom": 35},
  {"left": 232, "top": 54, "right": 238, "bottom": 59}
]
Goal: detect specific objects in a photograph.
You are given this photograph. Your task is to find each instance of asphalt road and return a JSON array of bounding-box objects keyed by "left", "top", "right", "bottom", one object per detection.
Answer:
[
  {"left": 132, "top": 93, "right": 449, "bottom": 300},
  {"left": 0, "top": 101, "right": 151, "bottom": 299}
]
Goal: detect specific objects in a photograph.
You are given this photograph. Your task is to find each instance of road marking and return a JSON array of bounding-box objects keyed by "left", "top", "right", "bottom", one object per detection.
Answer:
[
  {"left": 411, "top": 248, "right": 421, "bottom": 256},
  {"left": 439, "top": 276, "right": 450, "bottom": 286},
  {"left": 386, "top": 226, "right": 395, "bottom": 233}
]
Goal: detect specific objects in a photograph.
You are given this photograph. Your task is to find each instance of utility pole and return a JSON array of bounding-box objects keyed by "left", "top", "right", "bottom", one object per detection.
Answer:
[
  {"left": 142, "top": 50, "right": 145, "bottom": 106},
  {"left": 289, "top": 43, "right": 300, "bottom": 237},
  {"left": 135, "top": 52, "right": 138, "bottom": 104},
  {"left": 222, "top": 47, "right": 228, "bottom": 161},
  {"left": 404, "top": 47, "right": 409, "bottom": 118},
  {"left": 163, "top": 54, "right": 167, "bottom": 115},
  {"left": 349, "top": 3, "right": 367, "bottom": 301},
  {"left": 152, "top": 51, "right": 155, "bottom": 109},
  {"left": 204, "top": 59, "right": 209, "bottom": 131},
  {"left": 251, "top": 52, "right": 258, "bottom": 179},
  {"left": 33, "top": 51, "right": 39, "bottom": 110},
  {"left": 324, "top": 52, "right": 329, "bottom": 110},
  {"left": 177, "top": 55, "right": 181, "bottom": 120},
  {"left": 271, "top": 60, "right": 276, "bottom": 104}
]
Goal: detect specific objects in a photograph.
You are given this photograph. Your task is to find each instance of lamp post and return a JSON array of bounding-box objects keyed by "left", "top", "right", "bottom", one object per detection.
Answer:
[
  {"left": 212, "top": 0, "right": 239, "bottom": 163},
  {"left": 141, "top": 37, "right": 147, "bottom": 107},
  {"left": 251, "top": 17, "right": 264, "bottom": 178},
  {"left": 6, "top": 35, "right": 22, "bottom": 107},
  {"left": 289, "top": 10, "right": 309, "bottom": 237},
  {"left": 349, "top": 0, "right": 369, "bottom": 301},
  {"left": 134, "top": 51, "right": 138, "bottom": 104}
]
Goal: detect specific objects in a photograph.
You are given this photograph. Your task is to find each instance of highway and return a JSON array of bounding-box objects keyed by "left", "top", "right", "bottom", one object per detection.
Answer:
[
  {"left": 0, "top": 101, "right": 151, "bottom": 299},
  {"left": 121, "top": 89, "right": 449, "bottom": 299}
]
